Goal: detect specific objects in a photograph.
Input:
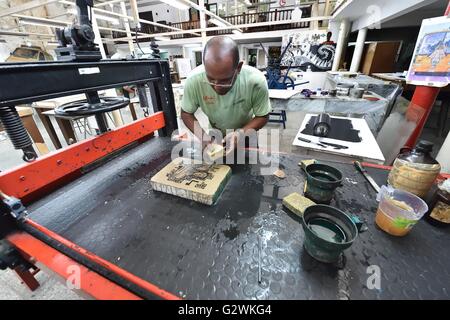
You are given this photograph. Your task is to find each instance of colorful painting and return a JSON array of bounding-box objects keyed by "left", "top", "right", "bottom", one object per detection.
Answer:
[
  {"left": 280, "top": 31, "right": 336, "bottom": 71},
  {"left": 407, "top": 16, "right": 450, "bottom": 87}
]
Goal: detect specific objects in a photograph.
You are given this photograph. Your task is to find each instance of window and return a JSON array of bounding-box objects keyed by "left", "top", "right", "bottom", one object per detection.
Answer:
[
  {"left": 217, "top": 3, "right": 226, "bottom": 17},
  {"left": 38, "top": 52, "right": 45, "bottom": 61},
  {"left": 208, "top": 3, "right": 217, "bottom": 15}
]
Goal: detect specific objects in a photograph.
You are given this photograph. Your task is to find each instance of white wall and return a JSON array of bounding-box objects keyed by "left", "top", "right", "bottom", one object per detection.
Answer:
[
  {"left": 0, "top": 43, "right": 13, "bottom": 62},
  {"left": 174, "top": 42, "right": 283, "bottom": 69},
  {"left": 164, "top": 47, "right": 184, "bottom": 57},
  {"left": 137, "top": 4, "right": 188, "bottom": 23},
  {"left": 114, "top": 42, "right": 184, "bottom": 58},
  {"left": 183, "top": 45, "right": 203, "bottom": 69},
  {"left": 271, "top": 0, "right": 296, "bottom": 9},
  {"left": 329, "top": 20, "right": 341, "bottom": 43},
  {"left": 335, "top": 0, "right": 440, "bottom": 32}
]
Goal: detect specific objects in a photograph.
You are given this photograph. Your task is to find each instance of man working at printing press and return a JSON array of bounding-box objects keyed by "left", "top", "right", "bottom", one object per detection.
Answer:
[{"left": 181, "top": 36, "right": 271, "bottom": 158}]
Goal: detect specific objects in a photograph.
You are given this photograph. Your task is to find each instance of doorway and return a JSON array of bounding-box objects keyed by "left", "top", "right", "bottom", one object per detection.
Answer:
[
  {"left": 248, "top": 49, "right": 257, "bottom": 67},
  {"left": 189, "top": 0, "right": 199, "bottom": 21},
  {"left": 195, "top": 51, "right": 203, "bottom": 67}
]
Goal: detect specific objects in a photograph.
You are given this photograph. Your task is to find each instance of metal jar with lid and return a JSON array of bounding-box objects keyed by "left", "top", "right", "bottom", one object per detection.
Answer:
[{"left": 388, "top": 140, "right": 441, "bottom": 198}]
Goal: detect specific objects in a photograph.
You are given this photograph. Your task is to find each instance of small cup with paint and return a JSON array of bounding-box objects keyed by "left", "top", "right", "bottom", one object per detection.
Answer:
[{"left": 375, "top": 185, "right": 428, "bottom": 236}]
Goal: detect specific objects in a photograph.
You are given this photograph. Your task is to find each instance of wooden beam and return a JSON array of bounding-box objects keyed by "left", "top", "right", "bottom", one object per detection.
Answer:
[
  {"left": 11, "top": 14, "right": 150, "bottom": 41},
  {"left": 13, "top": 14, "right": 69, "bottom": 26},
  {"left": 0, "top": 29, "right": 55, "bottom": 38},
  {"left": 59, "top": 0, "right": 200, "bottom": 36},
  {"left": 95, "top": 0, "right": 124, "bottom": 7},
  {"left": 0, "top": 0, "right": 59, "bottom": 18},
  {"left": 199, "top": 0, "right": 207, "bottom": 47},
  {"left": 10, "top": 15, "right": 148, "bottom": 41},
  {"left": 120, "top": 1, "right": 134, "bottom": 53},
  {"left": 129, "top": 0, "right": 140, "bottom": 28},
  {"left": 97, "top": 25, "right": 146, "bottom": 36}
]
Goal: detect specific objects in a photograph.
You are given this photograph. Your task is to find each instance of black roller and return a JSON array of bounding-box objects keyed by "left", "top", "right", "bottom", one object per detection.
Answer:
[{"left": 313, "top": 113, "right": 331, "bottom": 137}]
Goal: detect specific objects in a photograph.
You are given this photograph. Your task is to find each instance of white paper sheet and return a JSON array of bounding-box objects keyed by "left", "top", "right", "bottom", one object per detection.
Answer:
[{"left": 293, "top": 114, "right": 385, "bottom": 163}]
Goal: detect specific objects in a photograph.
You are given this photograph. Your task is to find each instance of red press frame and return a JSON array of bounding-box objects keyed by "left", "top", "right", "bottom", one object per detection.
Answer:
[{"left": 1, "top": 113, "right": 180, "bottom": 300}]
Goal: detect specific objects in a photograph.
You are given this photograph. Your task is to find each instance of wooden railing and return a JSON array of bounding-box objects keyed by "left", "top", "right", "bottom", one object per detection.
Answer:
[
  {"left": 170, "top": 6, "right": 312, "bottom": 39},
  {"left": 141, "top": 22, "right": 168, "bottom": 35},
  {"left": 168, "top": 20, "right": 201, "bottom": 39},
  {"left": 112, "top": 5, "right": 313, "bottom": 41}
]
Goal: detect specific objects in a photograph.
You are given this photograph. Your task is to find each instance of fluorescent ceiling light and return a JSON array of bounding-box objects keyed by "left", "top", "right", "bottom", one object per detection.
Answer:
[
  {"left": 155, "top": 36, "right": 171, "bottom": 41},
  {"left": 0, "top": 30, "right": 54, "bottom": 38},
  {"left": 19, "top": 19, "right": 66, "bottom": 28},
  {"left": 95, "top": 13, "right": 120, "bottom": 25},
  {"left": 159, "top": 0, "right": 190, "bottom": 10}
]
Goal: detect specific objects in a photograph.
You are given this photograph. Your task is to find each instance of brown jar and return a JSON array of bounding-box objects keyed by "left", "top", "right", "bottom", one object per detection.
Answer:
[{"left": 388, "top": 140, "right": 441, "bottom": 198}]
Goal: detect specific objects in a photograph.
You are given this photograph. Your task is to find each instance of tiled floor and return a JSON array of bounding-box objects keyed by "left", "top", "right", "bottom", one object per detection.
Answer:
[{"left": 0, "top": 269, "right": 82, "bottom": 300}]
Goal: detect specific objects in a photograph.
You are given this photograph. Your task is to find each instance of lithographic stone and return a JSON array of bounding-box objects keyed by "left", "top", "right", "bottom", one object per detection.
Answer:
[{"left": 151, "top": 158, "right": 232, "bottom": 205}]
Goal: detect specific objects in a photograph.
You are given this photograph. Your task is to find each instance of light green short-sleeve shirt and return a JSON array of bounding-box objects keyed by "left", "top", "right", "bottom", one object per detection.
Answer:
[{"left": 181, "top": 65, "right": 271, "bottom": 134}]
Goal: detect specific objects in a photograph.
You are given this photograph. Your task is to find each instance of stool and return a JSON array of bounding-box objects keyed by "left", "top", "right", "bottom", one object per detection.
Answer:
[{"left": 268, "top": 110, "right": 287, "bottom": 129}]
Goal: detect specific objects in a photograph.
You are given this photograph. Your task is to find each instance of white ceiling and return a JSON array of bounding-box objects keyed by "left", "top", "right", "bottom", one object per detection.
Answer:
[
  {"left": 333, "top": 0, "right": 447, "bottom": 31},
  {"left": 381, "top": 0, "right": 448, "bottom": 28}
]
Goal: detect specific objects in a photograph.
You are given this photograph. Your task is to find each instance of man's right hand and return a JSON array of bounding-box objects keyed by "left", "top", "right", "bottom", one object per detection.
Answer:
[
  {"left": 203, "top": 142, "right": 225, "bottom": 162},
  {"left": 202, "top": 136, "right": 214, "bottom": 151}
]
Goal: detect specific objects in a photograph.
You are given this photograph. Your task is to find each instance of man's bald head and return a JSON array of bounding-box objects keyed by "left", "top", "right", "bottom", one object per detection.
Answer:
[
  {"left": 203, "top": 36, "right": 239, "bottom": 68},
  {"left": 202, "top": 36, "right": 242, "bottom": 95}
]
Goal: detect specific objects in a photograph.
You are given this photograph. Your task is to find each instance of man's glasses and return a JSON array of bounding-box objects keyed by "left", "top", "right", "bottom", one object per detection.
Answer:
[{"left": 204, "top": 68, "right": 238, "bottom": 88}]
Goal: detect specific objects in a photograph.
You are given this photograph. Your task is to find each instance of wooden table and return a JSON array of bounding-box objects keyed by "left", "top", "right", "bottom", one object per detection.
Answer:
[
  {"left": 128, "top": 97, "right": 140, "bottom": 121},
  {"left": 371, "top": 73, "right": 415, "bottom": 93},
  {"left": 33, "top": 92, "right": 141, "bottom": 149},
  {"left": 372, "top": 72, "right": 450, "bottom": 137},
  {"left": 372, "top": 72, "right": 450, "bottom": 94}
]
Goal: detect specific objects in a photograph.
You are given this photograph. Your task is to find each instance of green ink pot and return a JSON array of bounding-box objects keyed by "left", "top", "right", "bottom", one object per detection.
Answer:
[
  {"left": 304, "top": 164, "right": 343, "bottom": 204},
  {"left": 302, "top": 205, "right": 366, "bottom": 263}
]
